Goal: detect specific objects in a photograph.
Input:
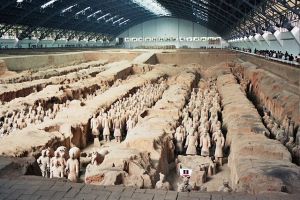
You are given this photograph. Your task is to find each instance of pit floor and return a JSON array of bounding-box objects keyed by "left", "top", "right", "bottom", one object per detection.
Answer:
[{"left": 0, "top": 176, "right": 297, "bottom": 200}]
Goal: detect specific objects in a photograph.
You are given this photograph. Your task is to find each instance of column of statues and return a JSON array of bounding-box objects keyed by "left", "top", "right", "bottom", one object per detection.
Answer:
[
  {"left": 0, "top": 85, "right": 108, "bottom": 138},
  {"left": 263, "top": 110, "right": 300, "bottom": 164},
  {"left": 0, "top": 60, "right": 105, "bottom": 84},
  {"left": 0, "top": 101, "right": 70, "bottom": 137},
  {"left": 37, "top": 146, "right": 80, "bottom": 182},
  {"left": 173, "top": 79, "right": 225, "bottom": 165},
  {"left": 262, "top": 110, "right": 296, "bottom": 145},
  {"left": 89, "top": 80, "right": 168, "bottom": 143},
  {"left": 232, "top": 67, "right": 300, "bottom": 166}
]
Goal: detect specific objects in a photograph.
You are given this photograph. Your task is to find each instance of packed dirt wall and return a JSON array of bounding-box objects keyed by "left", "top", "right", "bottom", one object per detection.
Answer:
[{"left": 217, "top": 73, "right": 300, "bottom": 194}]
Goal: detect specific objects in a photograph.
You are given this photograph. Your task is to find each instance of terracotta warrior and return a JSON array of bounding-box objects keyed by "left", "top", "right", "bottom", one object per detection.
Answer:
[
  {"left": 185, "top": 131, "right": 198, "bottom": 155},
  {"left": 271, "top": 123, "right": 279, "bottom": 137},
  {"left": 50, "top": 151, "right": 64, "bottom": 178},
  {"left": 65, "top": 147, "right": 80, "bottom": 182},
  {"left": 276, "top": 126, "right": 288, "bottom": 145},
  {"left": 214, "top": 131, "right": 225, "bottom": 165},
  {"left": 155, "top": 173, "right": 171, "bottom": 190},
  {"left": 218, "top": 179, "right": 233, "bottom": 193},
  {"left": 288, "top": 121, "right": 295, "bottom": 137},
  {"left": 200, "top": 132, "right": 211, "bottom": 157},
  {"left": 37, "top": 149, "right": 50, "bottom": 178},
  {"left": 90, "top": 114, "right": 100, "bottom": 137},
  {"left": 178, "top": 177, "right": 193, "bottom": 192},
  {"left": 286, "top": 136, "right": 295, "bottom": 151},
  {"left": 126, "top": 115, "right": 135, "bottom": 131},
  {"left": 174, "top": 126, "right": 185, "bottom": 154},
  {"left": 102, "top": 114, "right": 111, "bottom": 142},
  {"left": 282, "top": 115, "right": 290, "bottom": 133},
  {"left": 91, "top": 150, "right": 104, "bottom": 166},
  {"left": 56, "top": 146, "right": 68, "bottom": 160},
  {"left": 36, "top": 102, "right": 43, "bottom": 114},
  {"left": 113, "top": 117, "right": 122, "bottom": 143},
  {"left": 295, "top": 127, "right": 300, "bottom": 146},
  {"left": 262, "top": 111, "right": 270, "bottom": 123}
]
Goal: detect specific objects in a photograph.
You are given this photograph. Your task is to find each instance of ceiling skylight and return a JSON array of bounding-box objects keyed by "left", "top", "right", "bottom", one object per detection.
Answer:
[
  {"left": 62, "top": 4, "right": 77, "bottom": 13},
  {"left": 105, "top": 15, "right": 118, "bottom": 23},
  {"left": 119, "top": 19, "right": 130, "bottom": 26},
  {"left": 75, "top": 7, "right": 91, "bottom": 15},
  {"left": 131, "top": 0, "right": 171, "bottom": 16},
  {"left": 97, "top": 13, "right": 111, "bottom": 21},
  {"left": 113, "top": 17, "right": 124, "bottom": 24},
  {"left": 87, "top": 10, "right": 102, "bottom": 19},
  {"left": 41, "top": 0, "right": 59, "bottom": 9}
]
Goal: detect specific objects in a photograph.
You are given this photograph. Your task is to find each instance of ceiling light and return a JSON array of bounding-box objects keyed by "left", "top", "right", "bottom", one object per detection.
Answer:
[
  {"left": 113, "top": 17, "right": 124, "bottom": 24},
  {"left": 131, "top": 0, "right": 171, "bottom": 16},
  {"left": 41, "top": 0, "right": 59, "bottom": 9},
  {"left": 75, "top": 7, "right": 91, "bottom": 15},
  {"left": 97, "top": 13, "right": 111, "bottom": 21},
  {"left": 119, "top": 19, "right": 130, "bottom": 26},
  {"left": 87, "top": 10, "right": 102, "bottom": 19},
  {"left": 62, "top": 4, "right": 77, "bottom": 13},
  {"left": 106, "top": 16, "right": 118, "bottom": 23}
]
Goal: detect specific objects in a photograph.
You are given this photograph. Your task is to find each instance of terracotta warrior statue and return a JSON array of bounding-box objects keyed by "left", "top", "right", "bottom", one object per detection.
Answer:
[
  {"left": 37, "top": 149, "right": 50, "bottom": 178},
  {"left": 50, "top": 151, "right": 64, "bottom": 178},
  {"left": 102, "top": 114, "right": 111, "bottom": 142},
  {"left": 155, "top": 173, "right": 171, "bottom": 190},
  {"left": 36, "top": 102, "right": 43, "bottom": 114},
  {"left": 288, "top": 121, "right": 295, "bottom": 137},
  {"left": 65, "top": 147, "right": 80, "bottom": 182},
  {"left": 218, "top": 179, "right": 233, "bottom": 193},
  {"left": 214, "top": 131, "right": 225, "bottom": 165},
  {"left": 90, "top": 114, "right": 100, "bottom": 137},
  {"left": 295, "top": 127, "right": 300, "bottom": 146},
  {"left": 282, "top": 115, "right": 290, "bottom": 133},
  {"left": 178, "top": 177, "right": 193, "bottom": 192},
  {"left": 91, "top": 114, "right": 100, "bottom": 147},
  {"left": 185, "top": 131, "right": 198, "bottom": 155},
  {"left": 174, "top": 126, "right": 185, "bottom": 154},
  {"left": 276, "top": 126, "right": 288, "bottom": 145},
  {"left": 126, "top": 115, "right": 135, "bottom": 131},
  {"left": 200, "top": 132, "right": 211, "bottom": 157},
  {"left": 113, "top": 117, "right": 122, "bottom": 143},
  {"left": 56, "top": 146, "right": 68, "bottom": 160},
  {"left": 91, "top": 150, "right": 104, "bottom": 166}
]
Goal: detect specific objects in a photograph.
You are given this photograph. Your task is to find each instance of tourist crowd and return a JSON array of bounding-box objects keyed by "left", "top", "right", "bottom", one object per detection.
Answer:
[{"left": 231, "top": 47, "right": 300, "bottom": 64}]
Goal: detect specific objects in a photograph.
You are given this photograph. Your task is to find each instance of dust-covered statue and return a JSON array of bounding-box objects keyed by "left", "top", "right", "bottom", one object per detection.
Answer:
[{"left": 65, "top": 147, "right": 80, "bottom": 182}]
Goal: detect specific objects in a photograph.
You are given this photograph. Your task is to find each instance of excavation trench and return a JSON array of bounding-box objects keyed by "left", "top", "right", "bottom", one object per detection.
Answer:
[
  {"left": 167, "top": 76, "right": 230, "bottom": 192},
  {"left": 217, "top": 70, "right": 300, "bottom": 194},
  {"left": 83, "top": 67, "right": 198, "bottom": 188},
  {"left": 87, "top": 80, "right": 168, "bottom": 144},
  {"left": 74, "top": 79, "right": 168, "bottom": 182},
  {"left": 0, "top": 60, "right": 112, "bottom": 103},
  {"left": 0, "top": 60, "right": 108, "bottom": 84},
  {"left": 0, "top": 61, "right": 134, "bottom": 115},
  {"left": 0, "top": 61, "right": 134, "bottom": 136},
  {"left": 0, "top": 65, "right": 166, "bottom": 158},
  {"left": 230, "top": 62, "right": 300, "bottom": 166},
  {"left": 29, "top": 70, "right": 167, "bottom": 181}
]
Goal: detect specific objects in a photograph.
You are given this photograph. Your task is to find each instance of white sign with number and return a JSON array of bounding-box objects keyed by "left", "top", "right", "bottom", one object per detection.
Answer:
[{"left": 179, "top": 168, "right": 192, "bottom": 177}]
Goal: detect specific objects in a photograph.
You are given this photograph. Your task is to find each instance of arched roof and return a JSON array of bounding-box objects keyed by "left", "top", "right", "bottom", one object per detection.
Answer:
[{"left": 0, "top": 0, "right": 298, "bottom": 40}]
